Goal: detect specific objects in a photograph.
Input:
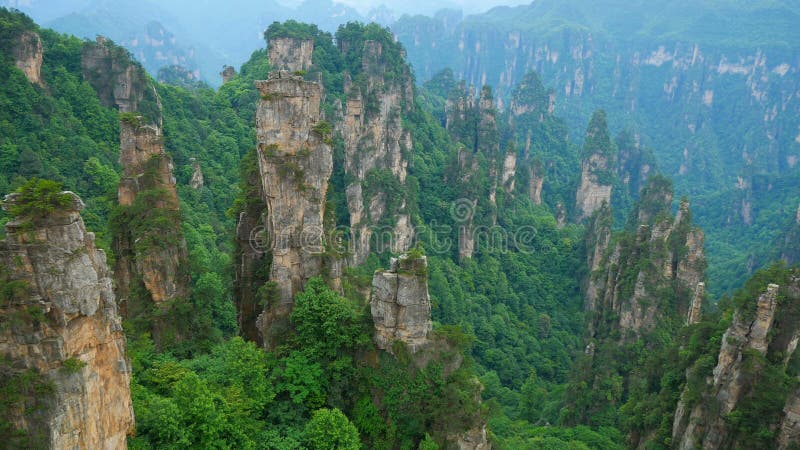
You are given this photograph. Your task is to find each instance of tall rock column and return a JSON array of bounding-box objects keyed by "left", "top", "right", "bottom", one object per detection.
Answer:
[
  {"left": 585, "top": 177, "right": 705, "bottom": 340},
  {"left": 254, "top": 70, "right": 332, "bottom": 343},
  {"left": 340, "top": 39, "right": 415, "bottom": 265},
  {"left": 113, "top": 118, "right": 189, "bottom": 344},
  {"left": 12, "top": 30, "right": 43, "bottom": 85},
  {"left": 673, "top": 284, "right": 781, "bottom": 449},
  {"left": 576, "top": 110, "right": 615, "bottom": 221},
  {"left": 0, "top": 190, "right": 133, "bottom": 449}
]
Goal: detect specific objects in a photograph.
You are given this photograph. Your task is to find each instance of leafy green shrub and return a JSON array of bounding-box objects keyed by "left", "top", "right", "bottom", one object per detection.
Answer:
[
  {"left": 61, "top": 357, "right": 86, "bottom": 374},
  {"left": 5, "top": 178, "right": 74, "bottom": 219}
]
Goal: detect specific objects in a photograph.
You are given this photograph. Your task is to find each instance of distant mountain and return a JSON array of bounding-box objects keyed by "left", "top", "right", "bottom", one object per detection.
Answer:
[{"left": 393, "top": 0, "right": 800, "bottom": 294}]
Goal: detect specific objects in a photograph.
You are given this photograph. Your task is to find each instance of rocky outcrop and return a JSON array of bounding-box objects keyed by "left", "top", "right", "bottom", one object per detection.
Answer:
[
  {"left": 453, "top": 425, "right": 491, "bottom": 450},
  {"left": 586, "top": 178, "right": 705, "bottom": 339},
  {"left": 268, "top": 37, "right": 313, "bottom": 72},
  {"left": 113, "top": 119, "right": 189, "bottom": 348},
  {"left": 576, "top": 111, "right": 616, "bottom": 221},
  {"left": 686, "top": 282, "right": 705, "bottom": 324},
  {"left": 340, "top": 39, "right": 414, "bottom": 265},
  {"left": 253, "top": 70, "right": 332, "bottom": 343},
  {"left": 13, "top": 30, "right": 43, "bottom": 85},
  {"left": 370, "top": 253, "right": 432, "bottom": 352},
  {"left": 189, "top": 157, "right": 204, "bottom": 189},
  {"left": 445, "top": 84, "right": 504, "bottom": 258},
  {"left": 528, "top": 164, "right": 544, "bottom": 205},
  {"left": 673, "top": 285, "right": 779, "bottom": 449},
  {"left": 0, "top": 191, "right": 133, "bottom": 449},
  {"left": 220, "top": 65, "right": 236, "bottom": 83},
  {"left": 672, "top": 269, "right": 800, "bottom": 449},
  {"left": 82, "top": 36, "right": 159, "bottom": 121},
  {"left": 576, "top": 155, "right": 613, "bottom": 221}
]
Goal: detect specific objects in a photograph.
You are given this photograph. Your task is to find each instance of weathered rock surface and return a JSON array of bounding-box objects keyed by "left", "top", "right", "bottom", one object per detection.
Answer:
[
  {"left": 340, "top": 39, "right": 414, "bottom": 265},
  {"left": 114, "top": 120, "right": 187, "bottom": 310},
  {"left": 453, "top": 425, "right": 492, "bottom": 450},
  {"left": 268, "top": 37, "right": 314, "bottom": 72},
  {"left": 586, "top": 181, "right": 705, "bottom": 340},
  {"left": 575, "top": 153, "right": 613, "bottom": 222},
  {"left": 253, "top": 70, "right": 332, "bottom": 343},
  {"left": 370, "top": 254, "right": 432, "bottom": 352},
  {"left": 13, "top": 30, "right": 43, "bottom": 85},
  {"left": 189, "top": 157, "right": 204, "bottom": 189},
  {"left": 0, "top": 192, "right": 133, "bottom": 449},
  {"left": 673, "top": 284, "right": 780, "bottom": 449},
  {"left": 528, "top": 164, "right": 544, "bottom": 205},
  {"left": 81, "top": 36, "right": 152, "bottom": 112}
]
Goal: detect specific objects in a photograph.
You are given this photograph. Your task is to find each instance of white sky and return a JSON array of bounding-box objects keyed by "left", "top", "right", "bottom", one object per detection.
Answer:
[{"left": 278, "top": 0, "right": 533, "bottom": 15}]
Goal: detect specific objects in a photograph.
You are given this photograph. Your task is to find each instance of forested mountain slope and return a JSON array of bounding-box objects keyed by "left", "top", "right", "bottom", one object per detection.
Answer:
[
  {"left": 393, "top": 0, "right": 800, "bottom": 295},
  {"left": 1, "top": 7, "right": 799, "bottom": 450}
]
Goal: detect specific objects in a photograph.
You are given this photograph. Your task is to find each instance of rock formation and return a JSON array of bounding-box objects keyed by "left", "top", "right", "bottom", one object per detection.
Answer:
[
  {"left": 0, "top": 191, "right": 133, "bottom": 449},
  {"left": 253, "top": 70, "right": 332, "bottom": 343},
  {"left": 370, "top": 253, "right": 433, "bottom": 352},
  {"left": 189, "top": 157, "right": 204, "bottom": 189},
  {"left": 528, "top": 163, "right": 544, "bottom": 205},
  {"left": 445, "top": 84, "right": 504, "bottom": 259},
  {"left": 220, "top": 65, "right": 236, "bottom": 83},
  {"left": 670, "top": 267, "right": 800, "bottom": 449},
  {"left": 340, "top": 39, "right": 415, "bottom": 265},
  {"left": 12, "top": 30, "right": 42, "bottom": 85},
  {"left": 575, "top": 152, "right": 613, "bottom": 222},
  {"left": 113, "top": 119, "right": 189, "bottom": 345},
  {"left": 576, "top": 111, "right": 615, "bottom": 221},
  {"left": 81, "top": 36, "right": 160, "bottom": 122},
  {"left": 268, "top": 37, "right": 314, "bottom": 72},
  {"left": 778, "top": 388, "right": 800, "bottom": 450},
  {"left": 586, "top": 178, "right": 705, "bottom": 340},
  {"left": 115, "top": 120, "right": 189, "bottom": 310},
  {"left": 673, "top": 284, "right": 779, "bottom": 449}
]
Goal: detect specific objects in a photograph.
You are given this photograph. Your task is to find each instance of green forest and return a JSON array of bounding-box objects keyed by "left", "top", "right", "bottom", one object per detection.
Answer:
[{"left": 1, "top": 7, "right": 799, "bottom": 450}]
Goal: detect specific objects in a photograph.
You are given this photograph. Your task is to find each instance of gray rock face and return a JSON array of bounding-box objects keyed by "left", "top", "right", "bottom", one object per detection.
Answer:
[
  {"left": 0, "top": 192, "right": 133, "bottom": 449},
  {"left": 254, "top": 70, "right": 333, "bottom": 344},
  {"left": 82, "top": 36, "right": 151, "bottom": 113},
  {"left": 268, "top": 37, "right": 314, "bottom": 72},
  {"left": 114, "top": 120, "right": 188, "bottom": 317},
  {"left": 575, "top": 152, "right": 613, "bottom": 222},
  {"left": 673, "top": 284, "right": 780, "bottom": 450},
  {"left": 13, "top": 30, "right": 43, "bottom": 85},
  {"left": 370, "top": 254, "right": 432, "bottom": 352},
  {"left": 340, "top": 40, "right": 414, "bottom": 265},
  {"left": 586, "top": 190, "right": 705, "bottom": 340}
]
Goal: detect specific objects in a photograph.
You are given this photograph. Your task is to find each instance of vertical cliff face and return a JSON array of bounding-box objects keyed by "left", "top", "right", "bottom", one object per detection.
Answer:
[
  {"left": 586, "top": 177, "right": 705, "bottom": 340},
  {"left": 672, "top": 271, "right": 800, "bottom": 450},
  {"left": 0, "top": 191, "right": 133, "bottom": 449},
  {"left": 115, "top": 121, "right": 189, "bottom": 311},
  {"left": 113, "top": 119, "right": 189, "bottom": 344},
  {"left": 672, "top": 267, "right": 800, "bottom": 449},
  {"left": 340, "top": 39, "right": 415, "bottom": 264},
  {"left": 370, "top": 253, "right": 432, "bottom": 352},
  {"left": 576, "top": 111, "right": 615, "bottom": 221},
  {"left": 12, "top": 30, "right": 42, "bottom": 85},
  {"left": 445, "top": 84, "right": 504, "bottom": 259},
  {"left": 254, "top": 70, "right": 333, "bottom": 343},
  {"left": 268, "top": 37, "right": 314, "bottom": 72},
  {"left": 81, "top": 37, "right": 160, "bottom": 122}
]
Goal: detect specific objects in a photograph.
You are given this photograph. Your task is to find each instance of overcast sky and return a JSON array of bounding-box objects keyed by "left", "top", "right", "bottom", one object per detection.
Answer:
[{"left": 279, "top": 0, "right": 533, "bottom": 15}]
